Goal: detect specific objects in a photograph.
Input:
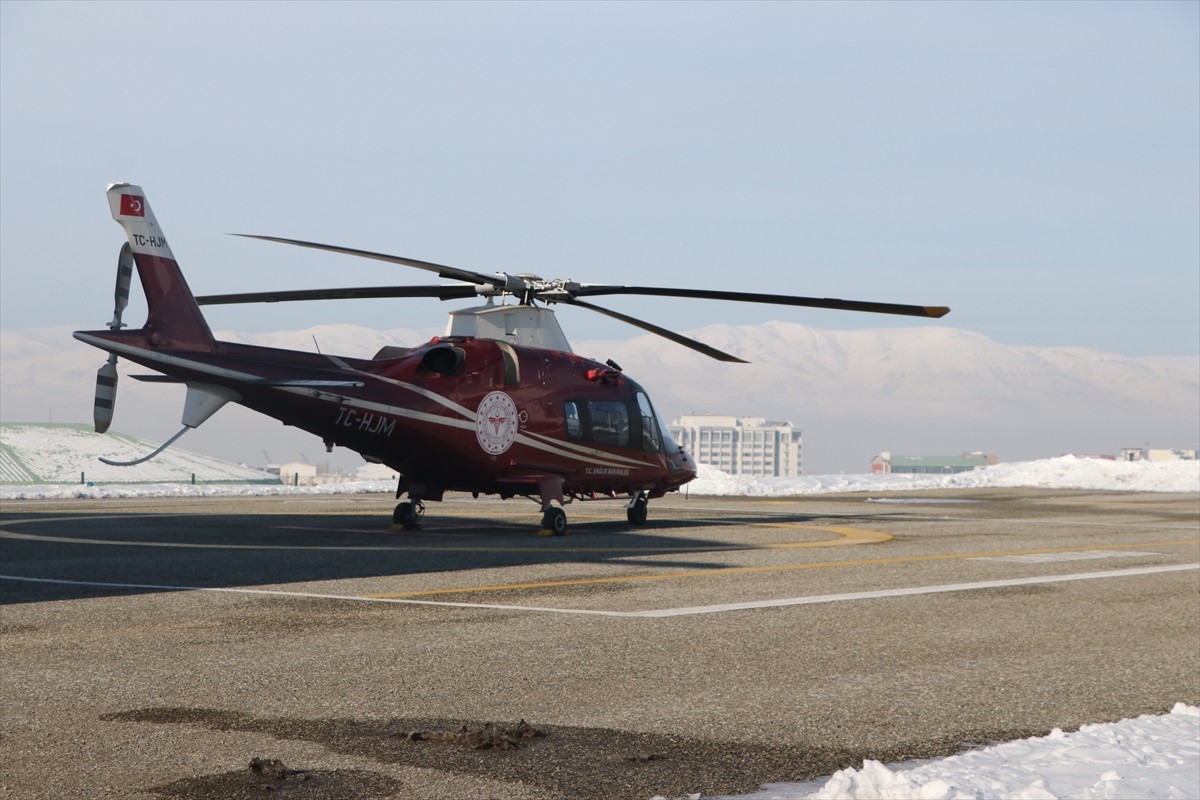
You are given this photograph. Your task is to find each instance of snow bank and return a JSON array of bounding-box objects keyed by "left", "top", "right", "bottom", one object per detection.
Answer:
[
  {"left": 723, "top": 704, "right": 1200, "bottom": 800},
  {"left": 3, "top": 456, "right": 1196, "bottom": 500},
  {"left": 686, "top": 456, "right": 1199, "bottom": 496},
  {"left": 0, "top": 479, "right": 398, "bottom": 501}
]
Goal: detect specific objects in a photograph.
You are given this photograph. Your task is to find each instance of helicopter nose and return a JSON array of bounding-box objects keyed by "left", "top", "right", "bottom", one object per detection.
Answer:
[{"left": 675, "top": 451, "right": 698, "bottom": 482}]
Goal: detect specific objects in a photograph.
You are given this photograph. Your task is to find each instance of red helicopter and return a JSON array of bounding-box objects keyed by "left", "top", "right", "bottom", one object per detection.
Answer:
[{"left": 76, "top": 184, "right": 949, "bottom": 534}]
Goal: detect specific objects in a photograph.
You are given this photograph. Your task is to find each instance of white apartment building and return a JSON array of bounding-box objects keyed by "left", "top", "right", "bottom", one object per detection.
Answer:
[{"left": 669, "top": 415, "right": 804, "bottom": 477}]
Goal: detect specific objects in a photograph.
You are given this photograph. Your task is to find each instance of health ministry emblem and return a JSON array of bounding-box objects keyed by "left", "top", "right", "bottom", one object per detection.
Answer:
[{"left": 475, "top": 391, "right": 519, "bottom": 455}]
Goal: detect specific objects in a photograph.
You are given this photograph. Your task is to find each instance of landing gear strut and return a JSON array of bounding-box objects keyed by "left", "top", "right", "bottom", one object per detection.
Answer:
[{"left": 393, "top": 499, "right": 425, "bottom": 530}]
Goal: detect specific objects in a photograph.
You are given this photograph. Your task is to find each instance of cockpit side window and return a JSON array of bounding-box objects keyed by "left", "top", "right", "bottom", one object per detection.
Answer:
[
  {"left": 632, "top": 384, "right": 680, "bottom": 455},
  {"left": 636, "top": 392, "right": 661, "bottom": 452}
]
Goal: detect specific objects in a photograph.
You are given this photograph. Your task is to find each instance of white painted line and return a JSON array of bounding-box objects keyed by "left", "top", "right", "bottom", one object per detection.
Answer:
[
  {"left": 633, "top": 564, "right": 1200, "bottom": 618},
  {"left": 3, "top": 563, "right": 1197, "bottom": 618}
]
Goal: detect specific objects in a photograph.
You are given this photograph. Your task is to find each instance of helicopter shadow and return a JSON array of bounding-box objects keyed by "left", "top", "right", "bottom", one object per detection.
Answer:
[{"left": 0, "top": 506, "right": 847, "bottom": 605}]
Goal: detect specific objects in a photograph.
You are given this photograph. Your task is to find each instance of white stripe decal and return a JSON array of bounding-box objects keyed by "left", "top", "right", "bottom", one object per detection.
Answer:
[
  {"left": 324, "top": 355, "right": 477, "bottom": 419},
  {"left": 513, "top": 432, "right": 648, "bottom": 470},
  {"left": 74, "top": 335, "right": 262, "bottom": 382},
  {"left": 522, "top": 429, "right": 648, "bottom": 467},
  {"left": 75, "top": 335, "right": 653, "bottom": 472},
  {"left": 306, "top": 356, "right": 651, "bottom": 468}
]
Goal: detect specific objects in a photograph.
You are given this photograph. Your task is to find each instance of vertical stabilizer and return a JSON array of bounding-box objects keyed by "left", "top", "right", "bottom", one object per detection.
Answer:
[{"left": 106, "top": 183, "right": 214, "bottom": 348}]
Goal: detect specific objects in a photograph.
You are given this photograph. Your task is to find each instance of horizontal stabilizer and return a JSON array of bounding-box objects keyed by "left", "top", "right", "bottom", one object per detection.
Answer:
[
  {"left": 249, "top": 379, "right": 366, "bottom": 388},
  {"left": 132, "top": 375, "right": 363, "bottom": 388}
]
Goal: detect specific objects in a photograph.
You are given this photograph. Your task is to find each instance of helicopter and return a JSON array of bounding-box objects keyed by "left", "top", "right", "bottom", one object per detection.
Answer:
[{"left": 75, "top": 183, "right": 949, "bottom": 534}]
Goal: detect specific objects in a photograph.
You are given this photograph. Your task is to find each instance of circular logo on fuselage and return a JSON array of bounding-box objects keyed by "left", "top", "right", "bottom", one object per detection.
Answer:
[{"left": 475, "top": 391, "right": 519, "bottom": 455}]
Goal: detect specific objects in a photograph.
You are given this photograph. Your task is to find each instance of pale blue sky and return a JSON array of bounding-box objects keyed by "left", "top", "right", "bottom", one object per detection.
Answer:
[{"left": 2, "top": 0, "right": 1197, "bottom": 356}]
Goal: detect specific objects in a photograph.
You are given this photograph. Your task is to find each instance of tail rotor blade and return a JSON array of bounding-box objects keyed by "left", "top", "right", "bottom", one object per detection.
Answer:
[
  {"left": 111, "top": 242, "right": 134, "bottom": 328},
  {"left": 94, "top": 356, "right": 118, "bottom": 433}
]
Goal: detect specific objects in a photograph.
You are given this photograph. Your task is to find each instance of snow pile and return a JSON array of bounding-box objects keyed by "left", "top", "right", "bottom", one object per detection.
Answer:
[
  {"left": 945, "top": 456, "right": 1200, "bottom": 493},
  {"left": 3, "top": 455, "right": 1197, "bottom": 500},
  {"left": 686, "top": 456, "right": 1199, "bottom": 496},
  {"left": 722, "top": 704, "right": 1200, "bottom": 800},
  {"left": 0, "top": 480, "right": 398, "bottom": 500}
]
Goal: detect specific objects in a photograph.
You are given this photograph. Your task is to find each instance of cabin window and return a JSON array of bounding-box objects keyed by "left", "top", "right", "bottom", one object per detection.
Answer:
[
  {"left": 587, "top": 399, "right": 629, "bottom": 447},
  {"left": 564, "top": 401, "right": 583, "bottom": 440},
  {"left": 564, "top": 398, "right": 638, "bottom": 448}
]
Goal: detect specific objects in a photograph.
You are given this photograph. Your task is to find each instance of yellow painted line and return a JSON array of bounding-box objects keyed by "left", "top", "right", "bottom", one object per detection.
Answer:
[
  {"left": 756, "top": 525, "right": 891, "bottom": 547},
  {"left": 0, "top": 520, "right": 888, "bottom": 555},
  {"left": 367, "top": 538, "right": 1197, "bottom": 598}
]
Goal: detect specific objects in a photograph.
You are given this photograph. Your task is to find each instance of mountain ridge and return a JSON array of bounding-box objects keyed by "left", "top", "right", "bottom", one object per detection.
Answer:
[{"left": 2, "top": 322, "right": 1195, "bottom": 474}]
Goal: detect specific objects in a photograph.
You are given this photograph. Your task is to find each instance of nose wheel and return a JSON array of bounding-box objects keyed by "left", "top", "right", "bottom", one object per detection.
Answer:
[
  {"left": 626, "top": 493, "right": 649, "bottom": 526},
  {"left": 393, "top": 499, "right": 425, "bottom": 530}
]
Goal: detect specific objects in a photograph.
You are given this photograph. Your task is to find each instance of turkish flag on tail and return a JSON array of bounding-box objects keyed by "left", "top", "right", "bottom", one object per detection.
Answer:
[{"left": 119, "top": 194, "right": 145, "bottom": 217}]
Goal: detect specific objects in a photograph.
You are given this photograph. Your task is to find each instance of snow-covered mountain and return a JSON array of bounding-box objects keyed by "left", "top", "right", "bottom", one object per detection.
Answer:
[
  {"left": 2, "top": 322, "right": 1196, "bottom": 474},
  {"left": 575, "top": 321, "right": 1199, "bottom": 472}
]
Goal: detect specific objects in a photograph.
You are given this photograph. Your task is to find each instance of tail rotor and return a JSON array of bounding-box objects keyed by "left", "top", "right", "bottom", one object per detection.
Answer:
[{"left": 92, "top": 243, "right": 134, "bottom": 433}]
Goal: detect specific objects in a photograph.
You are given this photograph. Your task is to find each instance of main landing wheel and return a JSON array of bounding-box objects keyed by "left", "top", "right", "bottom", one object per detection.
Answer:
[
  {"left": 393, "top": 499, "right": 425, "bottom": 531},
  {"left": 540, "top": 506, "right": 567, "bottom": 536},
  {"left": 626, "top": 495, "right": 649, "bottom": 526}
]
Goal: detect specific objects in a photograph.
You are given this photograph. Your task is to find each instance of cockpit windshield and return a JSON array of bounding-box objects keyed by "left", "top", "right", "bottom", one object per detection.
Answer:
[
  {"left": 635, "top": 388, "right": 680, "bottom": 455},
  {"left": 563, "top": 378, "right": 681, "bottom": 455}
]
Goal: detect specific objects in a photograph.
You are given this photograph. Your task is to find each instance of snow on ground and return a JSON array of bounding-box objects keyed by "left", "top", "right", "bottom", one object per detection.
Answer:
[
  {"left": 708, "top": 704, "right": 1199, "bottom": 800},
  {"left": 3, "top": 454, "right": 1197, "bottom": 799},
  {"left": 686, "top": 456, "right": 1200, "bottom": 496},
  {"left": 0, "top": 423, "right": 276, "bottom": 484},
  {"left": 3, "top": 454, "right": 1195, "bottom": 499}
]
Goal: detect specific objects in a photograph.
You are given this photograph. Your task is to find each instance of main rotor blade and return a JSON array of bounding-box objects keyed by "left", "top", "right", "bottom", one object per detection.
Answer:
[
  {"left": 232, "top": 234, "right": 507, "bottom": 290},
  {"left": 571, "top": 285, "right": 950, "bottom": 319},
  {"left": 196, "top": 285, "right": 480, "bottom": 305},
  {"left": 562, "top": 298, "right": 748, "bottom": 363}
]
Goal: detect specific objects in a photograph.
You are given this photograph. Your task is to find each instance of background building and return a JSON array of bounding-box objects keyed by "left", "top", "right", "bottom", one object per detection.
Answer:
[
  {"left": 871, "top": 451, "right": 997, "bottom": 474},
  {"left": 275, "top": 461, "right": 318, "bottom": 485},
  {"left": 669, "top": 415, "right": 804, "bottom": 477},
  {"left": 1120, "top": 448, "right": 1197, "bottom": 462}
]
